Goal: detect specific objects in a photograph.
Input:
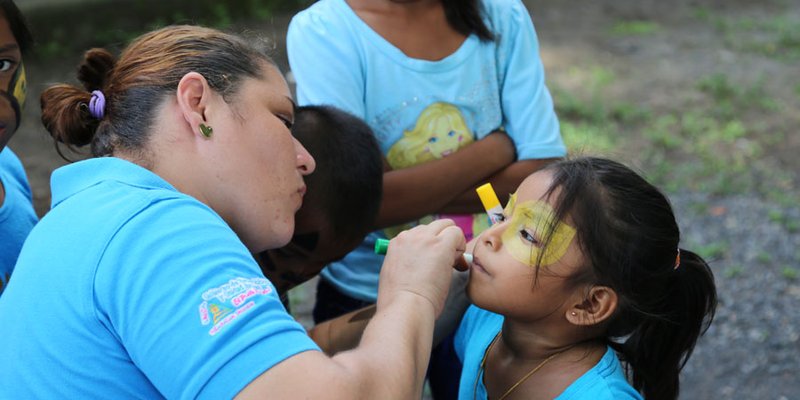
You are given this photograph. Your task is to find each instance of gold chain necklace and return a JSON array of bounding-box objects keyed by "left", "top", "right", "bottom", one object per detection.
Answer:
[{"left": 473, "top": 331, "right": 572, "bottom": 400}]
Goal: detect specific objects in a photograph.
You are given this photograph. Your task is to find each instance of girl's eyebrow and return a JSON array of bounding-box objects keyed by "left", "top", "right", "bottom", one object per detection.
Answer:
[{"left": 0, "top": 44, "right": 19, "bottom": 53}]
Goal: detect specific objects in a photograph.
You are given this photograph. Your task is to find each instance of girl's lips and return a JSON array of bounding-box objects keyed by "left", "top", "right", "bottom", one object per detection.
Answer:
[{"left": 471, "top": 257, "right": 490, "bottom": 276}]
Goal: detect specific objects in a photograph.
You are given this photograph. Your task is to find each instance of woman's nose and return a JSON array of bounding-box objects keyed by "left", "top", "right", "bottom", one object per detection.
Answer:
[{"left": 294, "top": 138, "right": 316, "bottom": 175}]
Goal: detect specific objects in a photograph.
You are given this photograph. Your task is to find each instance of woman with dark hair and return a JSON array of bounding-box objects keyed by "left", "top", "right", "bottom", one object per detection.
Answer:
[
  {"left": 455, "top": 157, "right": 717, "bottom": 399},
  {"left": 0, "top": 25, "right": 466, "bottom": 399},
  {"left": 0, "top": 0, "right": 35, "bottom": 295}
]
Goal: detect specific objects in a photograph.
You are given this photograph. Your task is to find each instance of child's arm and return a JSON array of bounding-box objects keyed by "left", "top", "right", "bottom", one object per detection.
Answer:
[
  {"left": 440, "top": 157, "right": 560, "bottom": 214},
  {"left": 375, "top": 131, "right": 515, "bottom": 229}
]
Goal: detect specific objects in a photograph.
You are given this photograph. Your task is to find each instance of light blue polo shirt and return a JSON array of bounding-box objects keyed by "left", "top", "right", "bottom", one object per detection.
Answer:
[
  {"left": 0, "top": 147, "right": 38, "bottom": 295},
  {"left": 454, "top": 305, "right": 643, "bottom": 400},
  {"left": 0, "top": 157, "right": 319, "bottom": 399}
]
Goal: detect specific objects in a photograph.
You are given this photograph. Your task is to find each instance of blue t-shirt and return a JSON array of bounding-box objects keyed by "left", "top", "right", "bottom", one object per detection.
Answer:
[
  {"left": 0, "top": 147, "right": 38, "bottom": 295},
  {"left": 454, "top": 305, "right": 643, "bottom": 400},
  {"left": 288, "top": 0, "right": 566, "bottom": 301},
  {"left": 0, "top": 158, "right": 319, "bottom": 399}
]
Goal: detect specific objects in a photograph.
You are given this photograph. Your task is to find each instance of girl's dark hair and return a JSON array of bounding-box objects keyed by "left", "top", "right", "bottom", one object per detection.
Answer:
[
  {"left": 40, "top": 25, "right": 276, "bottom": 159},
  {"left": 0, "top": 0, "right": 33, "bottom": 54},
  {"left": 541, "top": 157, "right": 717, "bottom": 400},
  {"left": 442, "top": 0, "right": 494, "bottom": 42}
]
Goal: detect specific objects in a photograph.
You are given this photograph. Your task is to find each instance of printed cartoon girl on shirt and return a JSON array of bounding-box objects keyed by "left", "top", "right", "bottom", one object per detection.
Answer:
[
  {"left": 384, "top": 102, "right": 487, "bottom": 239},
  {"left": 386, "top": 102, "right": 473, "bottom": 169}
]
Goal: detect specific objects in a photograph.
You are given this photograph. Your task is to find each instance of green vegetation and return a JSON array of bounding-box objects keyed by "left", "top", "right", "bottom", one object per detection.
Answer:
[
  {"left": 724, "top": 264, "right": 744, "bottom": 279},
  {"left": 781, "top": 266, "right": 798, "bottom": 280},
  {"left": 611, "top": 20, "right": 661, "bottom": 36},
  {"left": 699, "top": 12, "right": 800, "bottom": 61},
  {"left": 27, "top": 0, "right": 311, "bottom": 61}
]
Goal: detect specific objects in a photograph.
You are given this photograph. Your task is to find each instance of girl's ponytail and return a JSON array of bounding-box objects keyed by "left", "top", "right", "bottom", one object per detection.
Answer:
[{"left": 615, "top": 249, "right": 717, "bottom": 400}]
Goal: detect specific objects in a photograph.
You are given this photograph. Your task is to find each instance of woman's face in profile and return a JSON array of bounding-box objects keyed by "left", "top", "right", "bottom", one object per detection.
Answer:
[
  {"left": 0, "top": 14, "right": 22, "bottom": 151},
  {"left": 208, "top": 64, "right": 316, "bottom": 252}
]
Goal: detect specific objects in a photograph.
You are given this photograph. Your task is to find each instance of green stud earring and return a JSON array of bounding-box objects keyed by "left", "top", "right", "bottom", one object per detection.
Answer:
[{"left": 200, "top": 123, "right": 213, "bottom": 138}]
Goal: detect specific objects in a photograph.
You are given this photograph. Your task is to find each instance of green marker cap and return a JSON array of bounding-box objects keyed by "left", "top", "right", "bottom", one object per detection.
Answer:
[{"left": 374, "top": 238, "right": 390, "bottom": 255}]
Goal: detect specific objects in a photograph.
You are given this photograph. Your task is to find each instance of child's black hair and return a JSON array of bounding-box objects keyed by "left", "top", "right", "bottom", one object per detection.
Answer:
[
  {"left": 442, "top": 0, "right": 494, "bottom": 42},
  {"left": 292, "top": 105, "right": 383, "bottom": 241},
  {"left": 540, "top": 157, "right": 717, "bottom": 400}
]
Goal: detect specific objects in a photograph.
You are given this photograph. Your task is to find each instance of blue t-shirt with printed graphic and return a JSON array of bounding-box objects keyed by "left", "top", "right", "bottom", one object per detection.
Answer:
[
  {"left": 454, "top": 305, "right": 643, "bottom": 400},
  {"left": 0, "top": 147, "right": 38, "bottom": 295},
  {"left": 288, "top": 0, "right": 566, "bottom": 302},
  {"left": 0, "top": 157, "right": 319, "bottom": 399}
]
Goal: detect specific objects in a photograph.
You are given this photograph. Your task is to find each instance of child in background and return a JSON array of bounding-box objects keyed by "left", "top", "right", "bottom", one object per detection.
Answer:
[
  {"left": 0, "top": 0, "right": 35, "bottom": 295},
  {"left": 456, "top": 157, "right": 717, "bottom": 400},
  {"left": 257, "top": 105, "right": 383, "bottom": 303}
]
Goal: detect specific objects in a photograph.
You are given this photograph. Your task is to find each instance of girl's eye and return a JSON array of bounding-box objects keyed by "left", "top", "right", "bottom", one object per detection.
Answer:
[
  {"left": 428, "top": 136, "right": 438, "bottom": 143},
  {"left": 0, "top": 60, "right": 15, "bottom": 73},
  {"left": 520, "top": 229, "right": 540, "bottom": 246},
  {"left": 448, "top": 130, "right": 455, "bottom": 137}
]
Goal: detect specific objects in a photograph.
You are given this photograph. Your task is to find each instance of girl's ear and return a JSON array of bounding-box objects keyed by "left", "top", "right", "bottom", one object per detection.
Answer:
[
  {"left": 175, "top": 72, "right": 213, "bottom": 139},
  {"left": 566, "top": 286, "right": 617, "bottom": 326}
]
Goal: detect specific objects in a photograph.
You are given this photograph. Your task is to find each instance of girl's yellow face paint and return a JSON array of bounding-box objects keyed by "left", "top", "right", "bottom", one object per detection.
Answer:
[{"left": 501, "top": 199, "right": 576, "bottom": 267}]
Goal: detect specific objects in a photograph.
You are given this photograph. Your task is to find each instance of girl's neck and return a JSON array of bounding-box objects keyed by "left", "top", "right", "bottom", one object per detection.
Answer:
[
  {"left": 484, "top": 319, "right": 607, "bottom": 399},
  {"left": 497, "top": 317, "right": 603, "bottom": 362},
  {"left": 345, "top": 0, "right": 467, "bottom": 61}
]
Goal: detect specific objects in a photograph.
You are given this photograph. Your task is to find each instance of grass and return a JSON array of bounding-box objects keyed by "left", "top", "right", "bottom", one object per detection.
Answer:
[
  {"left": 552, "top": 60, "right": 797, "bottom": 199},
  {"left": 611, "top": 21, "right": 661, "bottom": 36},
  {"left": 701, "top": 13, "right": 800, "bottom": 61},
  {"left": 782, "top": 267, "right": 798, "bottom": 280}
]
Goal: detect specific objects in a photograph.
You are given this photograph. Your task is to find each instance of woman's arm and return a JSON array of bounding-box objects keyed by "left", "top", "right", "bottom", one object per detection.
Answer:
[{"left": 237, "top": 220, "right": 465, "bottom": 399}]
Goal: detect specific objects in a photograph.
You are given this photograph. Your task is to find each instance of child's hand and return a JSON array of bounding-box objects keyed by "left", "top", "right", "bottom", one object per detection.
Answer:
[{"left": 377, "top": 219, "right": 466, "bottom": 317}]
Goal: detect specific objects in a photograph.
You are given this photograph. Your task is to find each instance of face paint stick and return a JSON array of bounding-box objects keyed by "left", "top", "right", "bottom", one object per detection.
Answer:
[
  {"left": 476, "top": 183, "right": 504, "bottom": 225},
  {"left": 374, "top": 238, "right": 472, "bottom": 270}
]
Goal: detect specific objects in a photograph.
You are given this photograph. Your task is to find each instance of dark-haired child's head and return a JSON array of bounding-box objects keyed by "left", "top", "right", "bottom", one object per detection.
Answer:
[
  {"left": 468, "top": 156, "right": 716, "bottom": 400},
  {"left": 0, "top": 0, "right": 32, "bottom": 150},
  {"left": 258, "top": 105, "right": 383, "bottom": 294}
]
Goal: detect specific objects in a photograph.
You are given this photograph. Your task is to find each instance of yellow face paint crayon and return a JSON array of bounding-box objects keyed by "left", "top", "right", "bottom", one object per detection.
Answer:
[{"left": 476, "top": 183, "right": 504, "bottom": 225}]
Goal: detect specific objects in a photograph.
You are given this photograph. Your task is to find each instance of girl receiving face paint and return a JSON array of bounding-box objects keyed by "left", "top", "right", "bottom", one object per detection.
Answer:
[{"left": 455, "top": 157, "right": 717, "bottom": 400}]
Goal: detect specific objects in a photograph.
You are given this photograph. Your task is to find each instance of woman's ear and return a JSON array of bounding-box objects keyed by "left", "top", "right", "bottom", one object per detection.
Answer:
[
  {"left": 566, "top": 286, "right": 617, "bottom": 327},
  {"left": 175, "top": 72, "right": 213, "bottom": 139}
]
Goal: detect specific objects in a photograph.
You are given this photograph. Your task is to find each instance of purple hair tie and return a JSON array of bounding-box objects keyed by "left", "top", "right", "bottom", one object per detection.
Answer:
[{"left": 88, "top": 90, "right": 106, "bottom": 120}]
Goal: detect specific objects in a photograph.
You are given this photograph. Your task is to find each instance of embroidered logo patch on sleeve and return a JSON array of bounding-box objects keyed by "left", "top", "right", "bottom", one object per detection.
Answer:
[{"left": 198, "top": 277, "right": 273, "bottom": 335}]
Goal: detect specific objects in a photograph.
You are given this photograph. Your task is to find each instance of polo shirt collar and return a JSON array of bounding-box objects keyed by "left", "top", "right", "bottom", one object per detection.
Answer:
[{"left": 51, "top": 157, "right": 177, "bottom": 208}]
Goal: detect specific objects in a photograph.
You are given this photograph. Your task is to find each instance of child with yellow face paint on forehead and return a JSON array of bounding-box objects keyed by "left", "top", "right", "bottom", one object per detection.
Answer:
[{"left": 455, "top": 157, "right": 717, "bottom": 400}]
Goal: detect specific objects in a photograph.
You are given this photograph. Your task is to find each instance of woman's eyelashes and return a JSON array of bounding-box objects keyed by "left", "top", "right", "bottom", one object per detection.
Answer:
[{"left": 277, "top": 114, "right": 294, "bottom": 129}]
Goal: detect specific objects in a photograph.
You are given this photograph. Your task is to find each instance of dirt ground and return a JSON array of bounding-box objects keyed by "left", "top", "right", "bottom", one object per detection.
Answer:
[{"left": 8, "top": 0, "right": 800, "bottom": 398}]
